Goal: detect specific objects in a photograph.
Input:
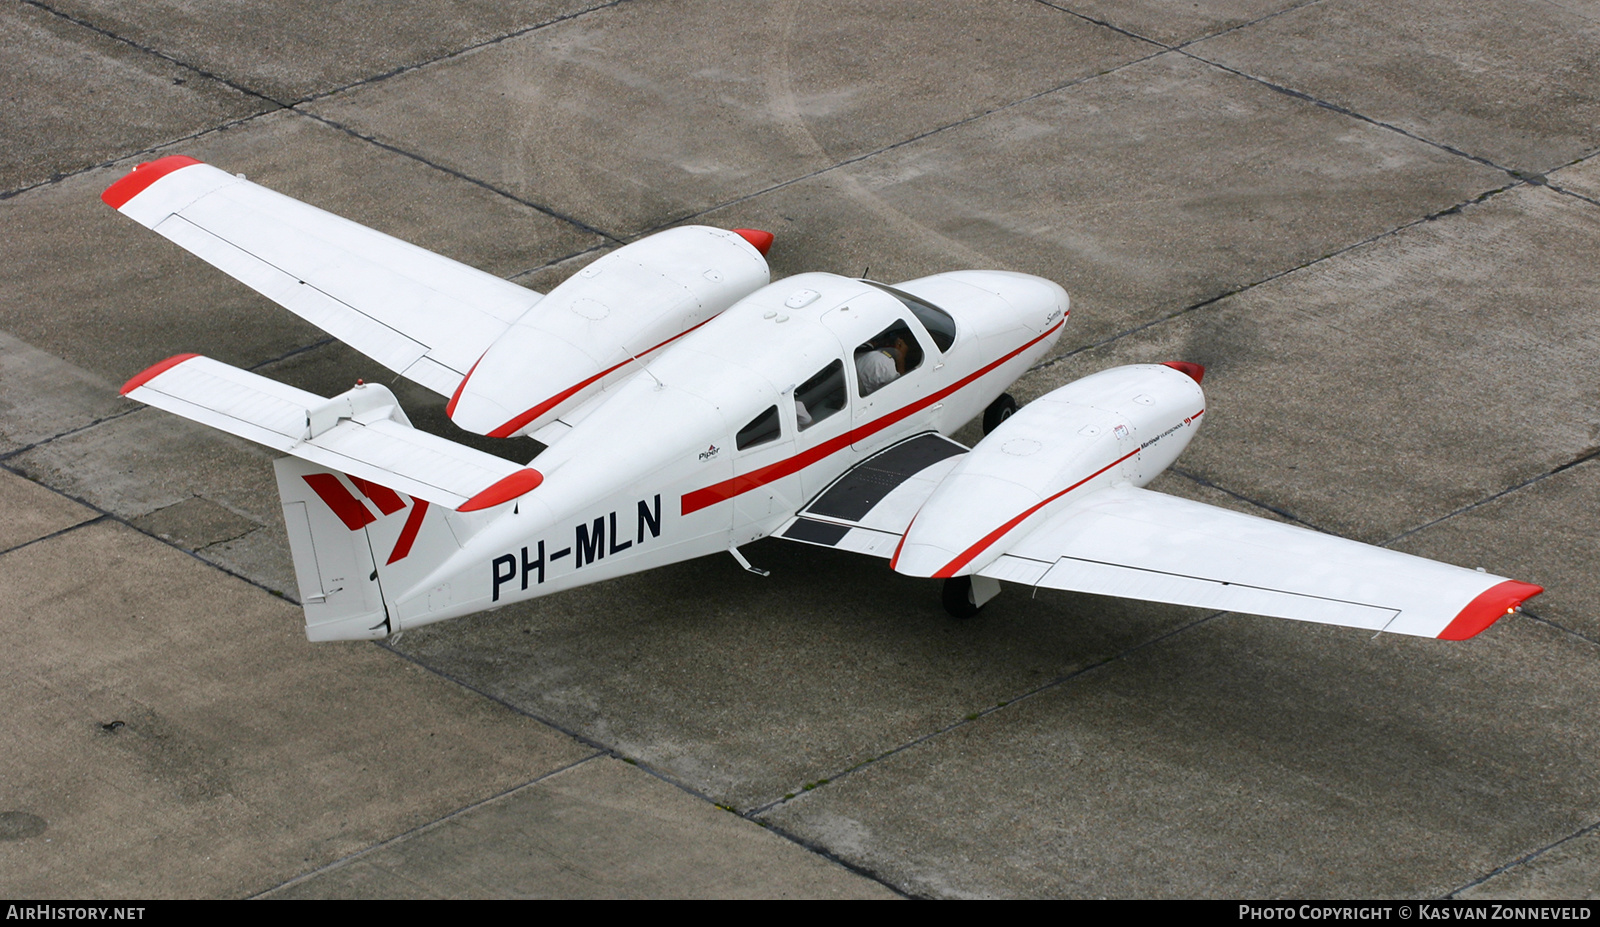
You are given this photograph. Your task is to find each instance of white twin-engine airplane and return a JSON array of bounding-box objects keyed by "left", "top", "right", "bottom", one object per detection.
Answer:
[{"left": 106, "top": 155, "right": 1542, "bottom": 644}]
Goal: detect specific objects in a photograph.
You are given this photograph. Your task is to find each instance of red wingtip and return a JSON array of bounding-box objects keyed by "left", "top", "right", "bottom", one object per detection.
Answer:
[
  {"left": 732, "top": 228, "right": 774, "bottom": 257},
  {"left": 121, "top": 353, "right": 201, "bottom": 395},
  {"left": 1437, "top": 580, "right": 1544, "bottom": 640},
  {"left": 102, "top": 155, "right": 204, "bottom": 210},
  {"left": 456, "top": 469, "right": 544, "bottom": 512},
  {"left": 1162, "top": 361, "right": 1205, "bottom": 384}
]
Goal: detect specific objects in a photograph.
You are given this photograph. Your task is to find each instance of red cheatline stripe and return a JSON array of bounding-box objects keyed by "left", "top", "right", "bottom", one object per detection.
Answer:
[
  {"left": 932, "top": 447, "right": 1142, "bottom": 578},
  {"left": 303, "top": 474, "right": 376, "bottom": 531},
  {"left": 681, "top": 320, "right": 1065, "bottom": 516},
  {"left": 479, "top": 315, "right": 720, "bottom": 439},
  {"left": 387, "top": 499, "right": 430, "bottom": 564},
  {"left": 120, "top": 353, "right": 202, "bottom": 395},
  {"left": 1436, "top": 580, "right": 1543, "bottom": 640},
  {"left": 102, "top": 155, "right": 203, "bottom": 210},
  {"left": 457, "top": 469, "right": 544, "bottom": 512},
  {"left": 349, "top": 476, "right": 405, "bottom": 515}
]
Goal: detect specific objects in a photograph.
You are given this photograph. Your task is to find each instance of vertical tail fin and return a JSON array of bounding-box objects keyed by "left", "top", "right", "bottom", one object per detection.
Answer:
[{"left": 276, "top": 458, "right": 468, "bottom": 641}]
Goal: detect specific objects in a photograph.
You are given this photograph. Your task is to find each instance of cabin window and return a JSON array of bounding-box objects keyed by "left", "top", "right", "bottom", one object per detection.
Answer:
[
  {"left": 794, "top": 360, "right": 846, "bottom": 431},
  {"left": 854, "top": 322, "right": 925, "bottom": 397},
  {"left": 737, "top": 404, "right": 782, "bottom": 450},
  {"left": 863, "top": 281, "right": 957, "bottom": 352}
]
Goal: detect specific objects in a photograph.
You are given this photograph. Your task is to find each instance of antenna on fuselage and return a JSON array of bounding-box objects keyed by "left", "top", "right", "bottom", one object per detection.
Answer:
[{"left": 621, "top": 341, "right": 665, "bottom": 390}]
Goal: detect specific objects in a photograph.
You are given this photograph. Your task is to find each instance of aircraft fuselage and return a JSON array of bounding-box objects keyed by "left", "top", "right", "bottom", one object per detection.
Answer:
[{"left": 386, "top": 271, "right": 1069, "bottom": 629}]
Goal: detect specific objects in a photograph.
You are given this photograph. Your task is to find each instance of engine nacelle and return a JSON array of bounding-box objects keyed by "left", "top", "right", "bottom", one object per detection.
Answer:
[
  {"left": 893, "top": 363, "right": 1206, "bottom": 578},
  {"left": 447, "top": 226, "right": 771, "bottom": 438}
]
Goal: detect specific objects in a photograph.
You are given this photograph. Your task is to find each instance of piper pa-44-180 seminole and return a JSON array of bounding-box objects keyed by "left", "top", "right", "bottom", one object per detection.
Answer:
[{"left": 105, "top": 155, "right": 1542, "bottom": 643}]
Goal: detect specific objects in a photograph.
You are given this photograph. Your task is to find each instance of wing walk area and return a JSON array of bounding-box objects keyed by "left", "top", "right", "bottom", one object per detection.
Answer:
[{"left": 779, "top": 432, "right": 967, "bottom": 558}]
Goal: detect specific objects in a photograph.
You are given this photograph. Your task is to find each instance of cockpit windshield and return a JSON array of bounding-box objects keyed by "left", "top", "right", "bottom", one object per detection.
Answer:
[{"left": 862, "top": 281, "right": 957, "bottom": 352}]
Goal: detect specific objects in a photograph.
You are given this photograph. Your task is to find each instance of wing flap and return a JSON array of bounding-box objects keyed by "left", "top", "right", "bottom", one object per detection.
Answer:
[
  {"left": 107, "top": 157, "right": 539, "bottom": 397},
  {"left": 980, "top": 486, "right": 1538, "bottom": 638},
  {"left": 990, "top": 553, "right": 1399, "bottom": 629},
  {"left": 123, "top": 354, "right": 538, "bottom": 510}
]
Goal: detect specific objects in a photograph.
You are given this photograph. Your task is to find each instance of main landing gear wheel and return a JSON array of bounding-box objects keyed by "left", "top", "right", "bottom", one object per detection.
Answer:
[
  {"left": 942, "top": 576, "right": 983, "bottom": 619},
  {"left": 983, "top": 393, "right": 1017, "bottom": 435}
]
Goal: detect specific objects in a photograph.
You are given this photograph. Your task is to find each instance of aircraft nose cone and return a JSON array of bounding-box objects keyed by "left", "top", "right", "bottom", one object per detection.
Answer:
[{"left": 958, "top": 271, "right": 1069, "bottom": 329}]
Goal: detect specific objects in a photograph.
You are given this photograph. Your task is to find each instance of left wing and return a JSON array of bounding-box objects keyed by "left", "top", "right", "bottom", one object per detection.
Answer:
[
  {"left": 977, "top": 486, "right": 1541, "bottom": 640},
  {"left": 103, "top": 156, "right": 539, "bottom": 397},
  {"left": 775, "top": 432, "right": 967, "bottom": 557}
]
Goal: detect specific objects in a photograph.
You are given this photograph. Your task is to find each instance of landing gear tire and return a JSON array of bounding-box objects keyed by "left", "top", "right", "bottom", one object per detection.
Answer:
[
  {"left": 983, "top": 393, "right": 1017, "bottom": 435},
  {"left": 942, "top": 576, "right": 983, "bottom": 619}
]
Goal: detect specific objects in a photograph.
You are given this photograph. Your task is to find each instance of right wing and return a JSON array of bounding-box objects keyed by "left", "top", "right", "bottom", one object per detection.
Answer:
[
  {"left": 103, "top": 156, "right": 541, "bottom": 397},
  {"left": 978, "top": 485, "right": 1541, "bottom": 640}
]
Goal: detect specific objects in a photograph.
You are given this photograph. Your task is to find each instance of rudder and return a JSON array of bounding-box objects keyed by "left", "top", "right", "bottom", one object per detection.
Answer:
[{"left": 275, "top": 458, "right": 466, "bottom": 641}]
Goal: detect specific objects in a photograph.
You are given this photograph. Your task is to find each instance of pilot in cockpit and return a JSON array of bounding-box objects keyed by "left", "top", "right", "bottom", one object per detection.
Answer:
[{"left": 856, "top": 331, "right": 913, "bottom": 396}]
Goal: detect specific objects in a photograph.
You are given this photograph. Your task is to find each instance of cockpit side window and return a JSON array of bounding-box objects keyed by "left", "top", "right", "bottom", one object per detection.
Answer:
[
  {"left": 794, "top": 360, "right": 845, "bottom": 431},
  {"left": 737, "top": 405, "right": 782, "bottom": 450},
  {"left": 854, "top": 322, "right": 924, "bottom": 397},
  {"left": 863, "top": 281, "right": 957, "bottom": 352}
]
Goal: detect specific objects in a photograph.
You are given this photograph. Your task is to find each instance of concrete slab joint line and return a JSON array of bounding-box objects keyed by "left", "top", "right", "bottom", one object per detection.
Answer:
[
  {"left": 20, "top": 0, "right": 289, "bottom": 107},
  {"left": 1449, "top": 817, "right": 1600, "bottom": 899},
  {"left": 1177, "top": 50, "right": 1517, "bottom": 177},
  {"left": 1024, "top": 178, "right": 1521, "bottom": 379}
]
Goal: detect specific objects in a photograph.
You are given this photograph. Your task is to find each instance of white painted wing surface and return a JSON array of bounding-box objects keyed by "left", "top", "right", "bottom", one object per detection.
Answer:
[
  {"left": 979, "top": 485, "right": 1541, "bottom": 639},
  {"left": 103, "top": 157, "right": 541, "bottom": 397},
  {"left": 123, "top": 354, "right": 538, "bottom": 511}
]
